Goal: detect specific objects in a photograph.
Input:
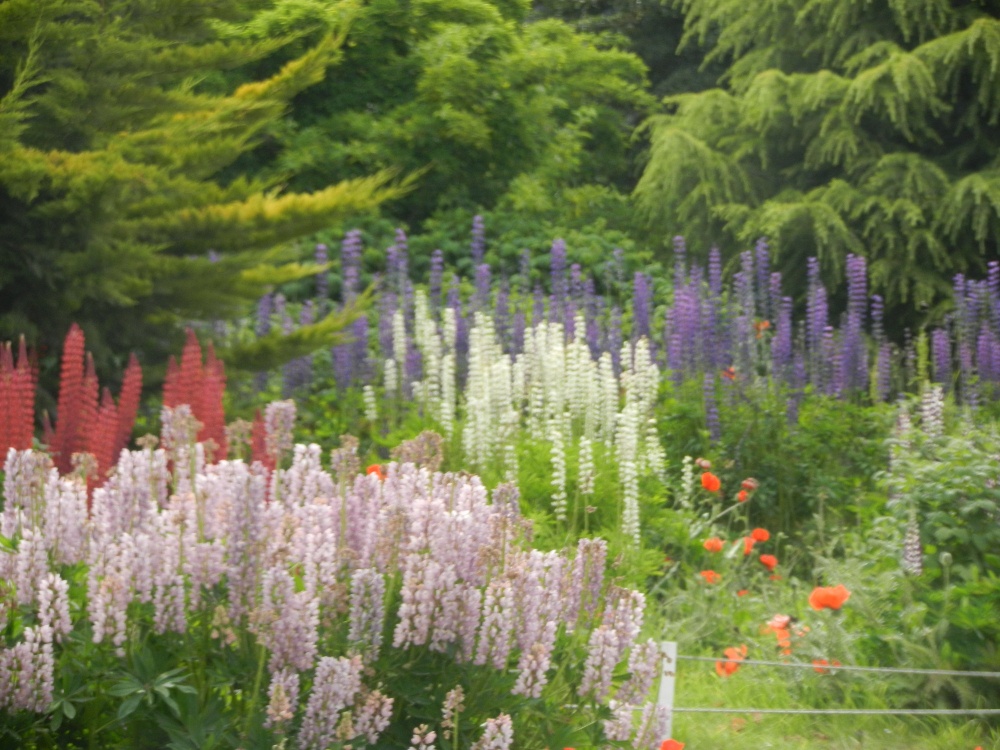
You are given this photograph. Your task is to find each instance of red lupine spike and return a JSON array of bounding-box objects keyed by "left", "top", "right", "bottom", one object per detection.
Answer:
[
  {"left": 76, "top": 352, "right": 100, "bottom": 462},
  {"left": 52, "top": 324, "right": 87, "bottom": 473},
  {"left": 177, "top": 328, "right": 205, "bottom": 414},
  {"left": 89, "top": 386, "right": 120, "bottom": 479},
  {"left": 12, "top": 337, "right": 35, "bottom": 450},
  {"left": 163, "top": 355, "right": 181, "bottom": 408},
  {"left": 200, "top": 343, "right": 227, "bottom": 460},
  {"left": 250, "top": 409, "right": 275, "bottom": 473},
  {"left": 114, "top": 353, "right": 142, "bottom": 457}
]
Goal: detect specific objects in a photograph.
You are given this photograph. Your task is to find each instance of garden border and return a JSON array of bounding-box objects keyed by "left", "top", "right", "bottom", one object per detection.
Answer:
[{"left": 657, "top": 642, "right": 1000, "bottom": 740}]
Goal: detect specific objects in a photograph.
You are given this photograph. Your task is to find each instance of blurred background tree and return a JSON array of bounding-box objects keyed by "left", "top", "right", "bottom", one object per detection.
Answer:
[
  {"left": 0, "top": 0, "right": 402, "bottom": 388},
  {"left": 634, "top": 0, "right": 1000, "bottom": 331}
]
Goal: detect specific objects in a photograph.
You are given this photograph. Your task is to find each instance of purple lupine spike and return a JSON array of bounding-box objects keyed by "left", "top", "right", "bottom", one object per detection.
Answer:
[
  {"left": 378, "top": 288, "right": 396, "bottom": 361},
  {"left": 550, "top": 239, "right": 567, "bottom": 323},
  {"left": 677, "top": 280, "right": 699, "bottom": 376},
  {"left": 471, "top": 214, "right": 486, "bottom": 267},
  {"left": 473, "top": 263, "right": 491, "bottom": 314},
  {"left": 771, "top": 296, "right": 793, "bottom": 382},
  {"left": 988, "top": 260, "right": 1000, "bottom": 327},
  {"left": 495, "top": 280, "right": 510, "bottom": 351},
  {"left": 959, "top": 341, "right": 976, "bottom": 407},
  {"left": 768, "top": 272, "right": 782, "bottom": 328},
  {"left": 664, "top": 307, "right": 682, "bottom": 384},
  {"left": 532, "top": 285, "right": 545, "bottom": 326},
  {"left": 703, "top": 372, "right": 720, "bottom": 444},
  {"left": 341, "top": 230, "right": 362, "bottom": 302},
  {"left": 806, "top": 260, "right": 828, "bottom": 385},
  {"left": 932, "top": 327, "right": 951, "bottom": 387},
  {"left": 738, "top": 250, "right": 755, "bottom": 320},
  {"left": 405, "top": 336, "right": 422, "bottom": 394},
  {"left": 513, "top": 309, "right": 526, "bottom": 354},
  {"left": 352, "top": 315, "right": 369, "bottom": 382},
  {"left": 875, "top": 341, "right": 891, "bottom": 401},
  {"left": 609, "top": 306, "right": 623, "bottom": 374},
  {"left": 824, "top": 326, "right": 841, "bottom": 396},
  {"left": 519, "top": 248, "right": 532, "bottom": 292},
  {"left": 672, "top": 236, "right": 687, "bottom": 289},
  {"left": 256, "top": 294, "right": 273, "bottom": 338},
  {"left": 754, "top": 238, "right": 770, "bottom": 319},
  {"left": 708, "top": 246, "right": 722, "bottom": 298},
  {"left": 842, "top": 254, "right": 868, "bottom": 392},
  {"left": 315, "top": 244, "right": 329, "bottom": 304},
  {"left": 978, "top": 324, "right": 994, "bottom": 385},
  {"left": 632, "top": 273, "right": 652, "bottom": 341},
  {"left": 430, "top": 249, "right": 445, "bottom": 310},
  {"left": 333, "top": 341, "right": 353, "bottom": 390}
]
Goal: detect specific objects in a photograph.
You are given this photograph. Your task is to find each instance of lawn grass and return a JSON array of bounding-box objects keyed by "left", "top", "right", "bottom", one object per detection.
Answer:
[{"left": 668, "top": 660, "right": 998, "bottom": 749}]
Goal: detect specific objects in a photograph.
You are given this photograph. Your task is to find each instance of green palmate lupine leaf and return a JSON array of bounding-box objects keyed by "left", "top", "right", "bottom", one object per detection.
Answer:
[{"left": 117, "top": 693, "right": 144, "bottom": 720}]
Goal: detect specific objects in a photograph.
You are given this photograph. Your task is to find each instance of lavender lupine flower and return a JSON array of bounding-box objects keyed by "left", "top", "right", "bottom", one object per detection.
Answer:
[
  {"left": 341, "top": 229, "right": 362, "bottom": 302},
  {"left": 771, "top": 296, "right": 793, "bottom": 382},
  {"left": 841, "top": 254, "right": 868, "bottom": 392},
  {"left": 512, "top": 309, "right": 526, "bottom": 355},
  {"left": 298, "top": 655, "right": 364, "bottom": 750},
  {"left": 430, "top": 249, "right": 445, "bottom": 309},
  {"left": 354, "top": 689, "right": 394, "bottom": 744},
  {"left": 978, "top": 325, "right": 995, "bottom": 386},
  {"left": 754, "top": 238, "right": 770, "bottom": 318},
  {"left": 348, "top": 568, "right": 386, "bottom": 659},
  {"left": 265, "top": 669, "right": 299, "bottom": 729},
  {"left": 255, "top": 566, "right": 320, "bottom": 673},
  {"left": 471, "top": 214, "right": 486, "bottom": 266},
  {"left": 633, "top": 272, "right": 652, "bottom": 341},
  {"left": 872, "top": 295, "right": 891, "bottom": 400},
  {"left": 474, "top": 578, "right": 516, "bottom": 669},
  {"left": 512, "top": 620, "right": 556, "bottom": 698},
  {"left": 806, "top": 259, "right": 828, "bottom": 387},
  {"left": 988, "top": 260, "right": 1000, "bottom": 326},
  {"left": 315, "top": 243, "right": 329, "bottom": 305},
  {"left": 703, "top": 372, "right": 721, "bottom": 444},
  {"left": 617, "top": 638, "right": 662, "bottom": 705},
  {"left": 708, "top": 245, "right": 722, "bottom": 297},
  {"left": 932, "top": 327, "right": 951, "bottom": 387},
  {"left": 407, "top": 725, "right": 438, "bottom": 750},
  {"left": 959, "top": 341, "right": 977, "bottom": 407},
  {"left": 549, "top": 239, "right": 567, "bottom": 323},
  {"left": 471, "top": 713, "right": 514, "bottom": 750},
  {"left": 473, "top": 263, "right": 491, "bottom": 313},
  {"left": 532, "top": 285, "right": 545, "bottom": 327},
  {"left": 264, "top": 400, "right": 296, "bottom": 465},
  {"left": 578, "top": 625, "right": 620, "bottom": 702}
]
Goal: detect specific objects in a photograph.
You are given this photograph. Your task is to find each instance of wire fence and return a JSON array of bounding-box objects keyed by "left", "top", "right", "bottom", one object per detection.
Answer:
[{"left": 657, "top": 641, "right": 1000, "bottom": 740}]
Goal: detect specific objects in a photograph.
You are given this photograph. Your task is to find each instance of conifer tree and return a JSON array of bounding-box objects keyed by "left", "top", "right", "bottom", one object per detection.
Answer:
[
  {"left": 0, "top": 0, "right": 401, "bottom": 376},
  {"left": 635, "top": 0, "right": 1000, "bottom": 324}
]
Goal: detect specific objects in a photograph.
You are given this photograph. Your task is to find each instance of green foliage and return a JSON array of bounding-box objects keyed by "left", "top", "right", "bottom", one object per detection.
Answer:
[
  {"left": 0, "top": 0, "right": 402, "bottom": 383},
  {"left": 635, "top": 0, "right": 1000, "bottom": 328},
  {"left": 236, "top": 0, "right": 652, "bottom": 230}
]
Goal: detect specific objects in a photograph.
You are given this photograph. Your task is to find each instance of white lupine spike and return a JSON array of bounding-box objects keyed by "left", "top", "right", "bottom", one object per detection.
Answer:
[
  {"left": 363, "top": 385, "right": 378, "bottom": 423},
  {"left": 384, "top": 359, "right": 397, "bottom": 398},
  {"left": 549, "top": 414, "right": 567, "bottom": 521}
]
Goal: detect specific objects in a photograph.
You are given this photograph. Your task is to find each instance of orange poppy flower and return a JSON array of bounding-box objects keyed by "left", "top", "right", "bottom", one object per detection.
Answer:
[
  {"left": 721, "top": 366, "right": 737, "bottom": 380},
  {"left": 737, "top": 589, "right": 749, "bottom": 597},
  {"left": 766, "top": 614, "right": 791, "bottom": 631},
  {"left": 715, "top": 644, "right": 747, "bottom": 677},
  {"left": 743, "top": 536, "right": 755, "bottom": 555},
  {"left": 737, "top": 489, "right": 749, "bottom": 503},
  {"left": 661, "top": 741, "right": 685, "bottom": 750},
  {"left": 700, "top": 569, "right": 721, "bottom": 584},
  {"left": 808, "top": 584, "right": 851, "bottom": 611},
  {"left": 366, "top": 464, "right": 386, "bottom": 480},
  {"left": 703, "top": 537, "right": 724, "bottom": 553},
  {"left": 701, "top": 472, "right": 721, "bottom": 492},
  {"left": 759, "top": 554, "right": 778, "bottom": 571},
  {"left": 750, "top": 528, "right": 770, "bottom": 542},
  {"left": 754, "top": 320, "right": 771, "bottom": 339}
]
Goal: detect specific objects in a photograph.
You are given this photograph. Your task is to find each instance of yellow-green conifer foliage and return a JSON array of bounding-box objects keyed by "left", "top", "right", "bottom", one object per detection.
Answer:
[
  {"left": 0, "top": 0, "right": 401, "bottom": 373},
  {"left": 636, "top": 0, "right": 1000, "bottom": 323}
]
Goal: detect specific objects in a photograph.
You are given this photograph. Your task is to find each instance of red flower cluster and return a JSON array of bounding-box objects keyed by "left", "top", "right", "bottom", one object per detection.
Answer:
[
  {"left": 163, "top": 328, "right": 227, "bottom": 460},
  {"left": 715, "top": 644, "right": 747, "bottom": 677},
  {"left": 809, "top": 584, "right": 851, "bottom": 611},
  {"left": 700, "top": 569, "right": 721, "bottom": 584},
  {"left": 703, "top": 536, "right": 724, "bottom": 553}
]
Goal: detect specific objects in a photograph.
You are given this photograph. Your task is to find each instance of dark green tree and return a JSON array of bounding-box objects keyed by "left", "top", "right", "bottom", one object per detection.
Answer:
[
  {"left": 635, "top": 0, "right": 1000, "bottom": 324},
  {"left": 0, "top": 0, "right": 401, "bottom": 379},
  {"left": 233, "top": 0, "right": 651, "bottom": 230}
]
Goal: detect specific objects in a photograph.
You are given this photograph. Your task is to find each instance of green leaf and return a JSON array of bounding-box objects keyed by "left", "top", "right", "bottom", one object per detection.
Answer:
[{"left": 117, "top": 693, "right": 143, "bottom": 721}]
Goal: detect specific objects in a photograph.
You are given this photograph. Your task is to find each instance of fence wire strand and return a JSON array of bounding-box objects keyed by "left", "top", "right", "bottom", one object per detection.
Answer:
[
  {"left": 675, "top": 654, "right": 1000, "bottom": 679},
  {"left": 671, "top": 707, "right": 1000, "bottom": 716}
]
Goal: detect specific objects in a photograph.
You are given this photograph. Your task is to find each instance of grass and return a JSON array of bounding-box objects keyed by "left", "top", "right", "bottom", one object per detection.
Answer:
[{"left": 667, "top": 660, "right": 999, "bottom": 749}]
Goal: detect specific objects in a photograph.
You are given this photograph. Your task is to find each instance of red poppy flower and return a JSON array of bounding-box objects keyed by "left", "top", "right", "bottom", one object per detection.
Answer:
[
  {"left": 743, "top": 536, "right": 755, "bottom": 555},
  {"left": 701, "top": 472, "right": 721, "bottom": 492},
  {"left": 699, "top": 569, "right": 721, "bottom": 584},
  {"left": 737, "top": 589, "right": 749, "bottom": 597},
  {"left": 661, "top": 741, "right": 685, "bottom": 750},
  {"left": 741, "top": 478, "right": 759, "bottom": 491},
  {"left": 750, "top": 528, "right": 770, "bottom": 542},
  {"left": 366, "top": 464, "right": 386, "bottom": 480},
  {"left": 812, "top": 659, "right": 841, "bottom": 674},
  {"left": 737, "top": 489, "right": 749, "bottom": 503},
  {"left": 759, "top": 554, "right": 778, "bottom": 571},
  {"left": 703, "top": 537, "right": 724, "bottom": 553},
  {"left": 808, "top": 584, "right": 851, "bottom": 611},
  {"left": 715, "top": 644, "right": 747, "bottom": 677}
]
